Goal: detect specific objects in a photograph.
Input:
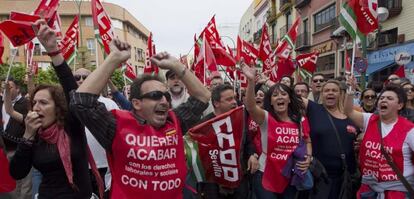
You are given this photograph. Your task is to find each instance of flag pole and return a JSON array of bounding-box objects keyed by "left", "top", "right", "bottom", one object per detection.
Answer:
[
  {"left": 351, "top": 41, "right": 356, "bottom": 75},
  {"left": 4, "top": 49, "right": 18, "bottom": 96}
]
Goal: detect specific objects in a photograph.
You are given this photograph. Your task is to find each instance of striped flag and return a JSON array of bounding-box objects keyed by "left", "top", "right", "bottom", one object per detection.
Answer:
[{"left": 339, "top": 0, "right": 374, "bottom": 44}]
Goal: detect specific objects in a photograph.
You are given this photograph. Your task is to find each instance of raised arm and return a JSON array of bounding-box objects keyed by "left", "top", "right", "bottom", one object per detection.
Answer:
[
  {"left": 34, "top": 19, "right": 77, "bottom": 100},
  {"left": 150, "top": 53, "right": 211, "bottom": 103},
  {"left": 3, "top": 81, "right": 24, "bottom": 123},
  {"left": 77, "top": 40, "right": 130, "bottom": 94},
  {"left": 241, "top": 62, "right": 265, "bottom": 125},
  {"left": 344, "top": 76, "right": 364, "bottom": 129}
]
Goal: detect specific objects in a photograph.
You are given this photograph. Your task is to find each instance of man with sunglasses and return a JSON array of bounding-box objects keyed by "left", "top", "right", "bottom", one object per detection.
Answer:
[
  {"left": 308, "top": 73, "right": 325, "bottom": 103},
  {"left": 70, "top": 39, "right": 211, "bottom": 199}
]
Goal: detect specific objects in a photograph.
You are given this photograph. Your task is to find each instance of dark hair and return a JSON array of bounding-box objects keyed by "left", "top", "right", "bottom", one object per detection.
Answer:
[
  {"left": 263, "top": 83, "right": 305, "bottom": 126},
  {"left": 6, "top": 77, "right": 22, "bottom": 89},
  {"left": 165, "top": 70, "right": 176, "bottom": 80},
  {"left": 30, "top": 85, "right": 67, "bottom": 127},
  {"left": 360, "top": 88, "right": 376, "bottom": 102},
  {"left": 293, "top": 82, "right": 310, "bottom": 92},
  {"left": 376, "top": 84, "right": 407, "bottom": 113},
  {"left": 280, "top": 75, "right": 294, "bottom": 87},
  {"left": 211, "top": 84, "right": 233, "bottom": 108},
  {"left": 334, "top": 76, "right": 346, "bottom": 82},
  {"left": 312, "top": 73, "right": 325, "bottom": 80},
  {"left": 367, "top": 81, "right": 383, "bottom": 93},
  {"left": 129, "top": 74, "right": 163, "bottom": 101}
]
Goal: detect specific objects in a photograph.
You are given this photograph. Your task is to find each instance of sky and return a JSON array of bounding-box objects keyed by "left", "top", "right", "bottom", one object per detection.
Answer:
[{"left": 105, "top": 0, "right": 251, "bottom": 57}]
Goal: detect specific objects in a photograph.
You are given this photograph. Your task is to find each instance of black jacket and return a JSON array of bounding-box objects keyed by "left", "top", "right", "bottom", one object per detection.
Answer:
[{"left": 1, "top": 96, "right": 29, "bottom": 151}]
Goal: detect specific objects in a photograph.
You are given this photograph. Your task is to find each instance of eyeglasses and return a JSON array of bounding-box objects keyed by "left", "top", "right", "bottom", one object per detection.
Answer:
[
  {"left": 137, "top": 91, "right": 171, "bottom": 102},
  {"left": 312, "top": 79, "right": 325, "bottom": 83},
  {"left": 404, "top": 88, "right": 414, "bottom": 93},
  {"left": 74, "top": 75, "right": 88, "bottom": 81},
  {"left": 363, "top": 95, "right": 376, "bottom": 100}
]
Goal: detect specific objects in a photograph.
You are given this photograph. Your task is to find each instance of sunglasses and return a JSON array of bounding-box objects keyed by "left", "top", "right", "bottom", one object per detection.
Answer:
[
  {"left": 312, "top": 79, "right": 325, "bottom": 83},
  {"left": 363, "top": 95, "right": 376, "bottom": 100},
  {"left": 137, "top": 91, "right": 171, "bottom": 102},
  {"left": 404, "top": 88, "right": 414, "bottom": 93},
  {"left": 74, "top": 75, "right": 88, "bottom": 81},
  {"left": 388, "top": 77, "right": 399, "bottom": 81}
]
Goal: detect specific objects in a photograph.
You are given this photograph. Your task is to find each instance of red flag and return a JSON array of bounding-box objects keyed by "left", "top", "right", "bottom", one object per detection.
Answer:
[
  {"left": 349, "top": 0, "right": 378, "bottom": 35},
  {"left": 92, "top": 0, "right": 115, "bottom": 55},
  {"left": 50, "top": 10, "right": 63, "bottom": 38},
  {"left": 258, "top": 24, "right": 274, "bottom": 72},
  {"left": 270, "top": 57, "right": 295, "bottom": 82},
  {"left": 59, "top": 16, "right": 79, "bottom": 63},
  {"left": 199, "top": 16, "right": 236, "bottom": 67},
  {"left": 0, "top": 20, "right": 36, "bottom": 47},
  {"left": 187, "top": 107, "right": 245, "bottom": 188},
  {"left": 10, "top": 11, "right": 40, "bottom": 22},
  {"left": 296, "top": 52, "right": 319, "bottom": 73},
  {"left": 34, "top": 0, "right": 59, "bottom": 19},
  {"left": 275, "top": 18, "right": 301, "bottom": 59},
  {"left": 31, "top": 61, "right": 39, "bottom": 75},
  {"left": 25, "top": 41, "right": 34, "bottom": 71},
  {"left": 195, "top": 35, "right": 218, "bottom": 85},
  {"left": 0, "top": 33, "right": 4, "bottom": 65},
  {"left": 124, "top": 64, "right": 136, "bottom": 80},
  {"left": 393, "top": 65, "right": 406, "bottom": 78},
  {"left": 237, "top": 36, "right": 258, "bottom": 65},
  {"left": 144, "top": 32, "right": 158, "bottom": 74}
]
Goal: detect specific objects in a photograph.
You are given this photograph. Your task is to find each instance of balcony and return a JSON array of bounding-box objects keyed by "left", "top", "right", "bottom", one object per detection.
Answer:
[
  {"left": 280, "top": 25, "right": 288, "bottom": 38},
  {"left": 279, "top": 0, "right": 292, "bottom": 12},
  {"left": 295, "top": 0, "right": 311, "bottom": 8},
  {"left": 296, "top": 32, "right": 311, "bottom": 51},
  {"left": 378, "top": 32, "right": 398, "bottom": 47}
]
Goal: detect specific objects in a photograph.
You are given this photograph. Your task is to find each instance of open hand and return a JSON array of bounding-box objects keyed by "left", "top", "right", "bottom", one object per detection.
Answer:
[{"left": 241, "top": 61, "right": 256, "bottom": 81}]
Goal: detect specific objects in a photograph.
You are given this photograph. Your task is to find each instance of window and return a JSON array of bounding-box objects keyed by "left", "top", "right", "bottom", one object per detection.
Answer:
[
  {"left": 86, "top": 39, "right": 96, "bottom": 55},
  {"left": 314, "top": 4, "right": 335, "bottom": 32},
  {"left": 111, "top": 19, "right": 123, "bottom": 30},
  {"left": 85, "top": 17, "right": 93, "bottom": 27},
  {"left": 137, "top": 48, "right": 144, "bottom": 62},
  {"left": 34, "top": 44, "right": 41, "bottom": 56},
  {"left": 286, "top": 11, "right": 292, "bottom": 30},
  {"left": 316, "top": 54, "right": 335, "bottom": 72},
  {"left": 379, "top": 0, "right": 402, "bottom": 9}
]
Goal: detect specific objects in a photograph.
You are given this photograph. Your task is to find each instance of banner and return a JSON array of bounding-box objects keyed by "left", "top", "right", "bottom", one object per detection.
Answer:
[
  {"left": 59, "top": 16, "right": 79, "bottom": 65},
  {"left": 92, "top": 0, "right": 115, "bottom": 55},
  {"left": 275, "top": 18, "right": 300, "bottom": 59},
  {"left": 296, "top": 52, "right": 319, "bottom": 73},
  {"left": 34, "top": 0, "right": 59, "bottom": 20},
  {"left": 123, "top": 64, "right": 137, "bottom": 80},
  {"left": 258, "top": 23, "right": 274, "bottom": 72},
  {"left": 185, "top": 107, "right": 245, "bottom": 188},
  {"left": 0, "top": 20, "right": 36, "bottom": 47}
]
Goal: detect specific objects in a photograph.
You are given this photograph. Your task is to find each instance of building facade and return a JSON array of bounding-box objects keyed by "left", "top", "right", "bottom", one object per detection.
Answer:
[
  {"left": 0, "top": 0, "right": 150, "bottom": 74},
  {"left": 239, "top": 2, "right": 256, "bottom": 43}
]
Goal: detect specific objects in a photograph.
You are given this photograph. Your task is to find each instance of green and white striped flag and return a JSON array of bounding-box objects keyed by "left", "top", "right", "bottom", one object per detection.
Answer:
[{"left": 338, "top": 2, "right": 366, "bottom": 44}]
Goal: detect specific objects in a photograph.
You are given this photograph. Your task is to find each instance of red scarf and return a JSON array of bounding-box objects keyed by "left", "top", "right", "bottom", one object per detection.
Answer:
[{"left": 38, "top": 123, "right": 104, "bottom": 199}]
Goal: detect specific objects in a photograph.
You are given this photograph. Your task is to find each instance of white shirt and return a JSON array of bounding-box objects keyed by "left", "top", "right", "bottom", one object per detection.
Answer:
[
  {"left": 362, "top": 113, "right": 414, "bottom": 177},
  {"left": 2, "top": 94, "right": 22, "bottom": 130}
]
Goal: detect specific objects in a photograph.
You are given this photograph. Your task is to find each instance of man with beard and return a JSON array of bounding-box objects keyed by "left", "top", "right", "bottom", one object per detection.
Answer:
[
  {"left": 308, "top": 73, "right": 325, "bottom": 103},
  {"left": 166, "top": 70, "right": 189, "bottom": 108},
  {"left": 195, "top": 84, "right": 258, "bottom": 199}
]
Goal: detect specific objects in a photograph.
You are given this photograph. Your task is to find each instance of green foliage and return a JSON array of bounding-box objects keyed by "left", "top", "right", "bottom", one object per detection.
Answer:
[
  {"left": 111, "top": 69, "right": 126, "bottom": 90},
  {"left": 35, "top": 66, "right": 59, "bottom": 85}
]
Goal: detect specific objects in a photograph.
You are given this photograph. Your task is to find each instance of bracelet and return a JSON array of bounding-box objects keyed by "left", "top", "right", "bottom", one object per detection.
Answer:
[
  {"left": 177, "top": 67, "right": 187, "bottom": 79},
  {"left": 47, "top": 49, "right": 61, "bottom": 57}
]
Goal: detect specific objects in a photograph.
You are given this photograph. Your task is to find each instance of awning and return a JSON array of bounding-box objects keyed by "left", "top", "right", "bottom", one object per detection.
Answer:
[{"left": 366, "top": 60, "right": 395, "bottom": 75}]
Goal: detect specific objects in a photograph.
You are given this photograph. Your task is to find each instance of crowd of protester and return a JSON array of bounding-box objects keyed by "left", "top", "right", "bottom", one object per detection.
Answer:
[{"left": 0, "top": 20, "right": 413, "bottom": 199}]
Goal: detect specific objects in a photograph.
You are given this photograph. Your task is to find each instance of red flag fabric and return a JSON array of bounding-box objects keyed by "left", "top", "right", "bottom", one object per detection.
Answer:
[
  {"left": 92, "top": 0, "right": 115, "bottom": 55},
  {"left": 296, "top": 52, "right": 319, "bottom": 73},
  {"left": 31, "top": 61, "right": 39, "bottom": 75},
  {"left": 10, "top": 11, "right": 40, "bottom": 23},
  {"left": 270, "top": 57, "right": 296, "bottom": 82},
  {"left": 50, "top": 10, "right": 63, "bottom": 38},
  {"left": 275, "top": 18, "right": 301, "bottom": 59},
  {"left": 26, "top": 41, "right": 34, "bottom": 72},
  {"left": 0, "top": 149, "right": 16, "bottom": 193},
  {"left": 186, "top": 107, "right": 245, "bottom": 188},
  {"left": 144, "top": 32, "right": 158, "bottom": 74},
  {"left": 59, "top": 16, "right": 79, "bottom": 63},
  {"left": 199, "top": 16, "right": 236, "bottom": 67},
  {"left": 349, "top": 0, "right": 378, "bottom": 35},
  {"left": 34, "top": 0, "right": 59, "bottom": 19},
  {"left": 258, "top": 24, "right": 274, "bottom": 72},
  {"left": 201, "top": 35, "right": 218, "bottom": 72},
  {"left": 124, "top": 64, "right": 136, "bottom": 80},
  {"left": 0, "top": 33, "right": 4, "bottom": 65},
  {"left": 0, "top": 20, "right": 37, "bottom": 47},
  {"left": 237, "top": 36, "right": 258, "bottom": 65},
  {"left": 393, "top": 65, "right": 406, "bottom": 78}
]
